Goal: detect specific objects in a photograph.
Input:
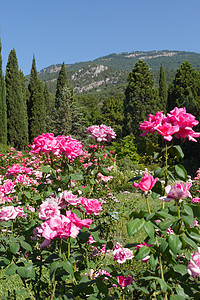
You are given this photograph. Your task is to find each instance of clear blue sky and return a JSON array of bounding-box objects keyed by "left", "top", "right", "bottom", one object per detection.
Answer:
[{"left": 1, "top": 0, "right": 200, "bottom": 75}]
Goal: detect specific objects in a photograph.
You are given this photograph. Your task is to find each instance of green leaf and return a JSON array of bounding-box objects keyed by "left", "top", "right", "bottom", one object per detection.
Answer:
[
  {"left": 144, "top": 221, "right": 155, "bottom": 239},
  {"left": 61, "top": 261, "right": 74, "bottom": 277},
  {"left": 71, "top": 173, "right": 83, "bottom": 181},
  {"left": 127, "top": 218, "right": 144, "bottom": 236},
  {"left": 173, "top": 264, "right": 187, "bottom": 276},
  {"left": 187, "top": 231, "right": 200, "bottom": 243},
  {"left": 61, "top": 175, "right": 70, "bottom": 184},
  {"left": 24, "top": 191, "right": 31, "bottom": 199},
  {"left": 9, "top": 242, "right": 20, "bottom": 254},
  {"left": 5, "top": 263, "right": 17, "bottom": 275},
  {"left": 41, "top": 165, "right": 51, "bottom": 173},
  {"left": 182, "top": 235, "right": 198, "bottom": 251},
  {"left": 20, "top": 241, "right": 32, "bottom": 252},
  {"left": 0, "top": 221, "right": 12, "bottom": 227},
  {"left": 159, "top": 239, "right": 168, "bottom": 253},
  {"left": 157, "top": 278, "right": 168, "bottom": 292},
  {"left": 17, "top": 263, "right": 35, "bottom": 279},
  {"left": 183, "top": 204, "right": 193, "bottom": 216},
  {"left": 50, "top": 260, "right": 62, "bottom": 280},
  {"left": 169, "top": 145, "right": 184, "bottom": 160},
  {"left": 174, "top": 165, "right": 187, "bottom": 181},
  {"left": 159, "top": 219, "right": 174, "bottom": 230},
  {"left": 182, "top": 215, "right": 194, "bottom": 227},
  {"left": 100, "top": 167, "right": 110, "bottom": 176},
  {"left": 170, "top": 295, "right": 185, "bottom": 300},
  {"left": 168, "top": 234, "right": 182, "bottom": 254},
  {"left": 154, "top": 166, "right": 169, "bottom": 178},
  {"left": 149, "top": 254, "right": 158, "bottom": 269},
  {"left": 135, "top": 246, "right": 150, "bottom": 261}
]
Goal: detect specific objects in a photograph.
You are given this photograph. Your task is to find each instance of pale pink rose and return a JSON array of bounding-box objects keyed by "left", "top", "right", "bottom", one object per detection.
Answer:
[
  {"left": 87, "top": 124, "right": 116, "bottom": 143},
  {"left": 0, "top": 206, "right": 19, "bottom": 221},
  {"left": 97, "top": 172, "right": 113, "bottom": 183},
  {"left": 133, "top": 173, "right": 158, "bottom": 192},
  {"left": 87, "top": 234, "right": 96, "bottom": 244},
  {"left": 58, "top": 191, "right": 80, "bottom": 206},
  {"left": 80, "top": 197, "right": 102, "bottom": 215},
  {"left": 39, "top": 200, "right": 60, "bottom": 220},
  {"left": 113, "top": 247, "right": 134, "bottom": 264},
  {"left": 116, "top": 275, "right": 133, "bottom": 288},
  {"left": 114, "top": 242, "right": 122, "bottom": 250},
  {"left": 187, "top": 247, "right": 200, "bottom": 277},
  {"left": 0, "top": 179, "right": 15, "bottom": 195},
  {"left": 160, "top": 182, "right": 192, "bottom": 202}
]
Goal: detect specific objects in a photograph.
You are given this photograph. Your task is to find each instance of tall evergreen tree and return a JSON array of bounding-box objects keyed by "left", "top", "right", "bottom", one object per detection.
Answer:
[
  {"left": 159, "top": 63, "right": 168, "bottom": 112},
  {"left": 29, "top": 79, "right": 46, "bottom": 142},
  {"left": 123, "top": 60, "right": 158, "bottom": 149},
  {"left": 167, "top": 60, "right": 200, "bottom": 117},
  {"left": 44, "top": 83, "right": 50, "bottom": 115},
  {"left": 101, "top": 94, "right": 124, "bottom": 139},
  {"left": 55, "top": 62, "right": 68, "bottom": 109},
  {"left": 0, "top": 39, "right": 7, "bottom": 144},
  {"left": 5, "top": 49, "right": 28, "bottom": 149}
]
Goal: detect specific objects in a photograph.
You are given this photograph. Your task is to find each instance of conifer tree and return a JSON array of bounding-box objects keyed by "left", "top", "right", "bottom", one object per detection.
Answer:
[
  {"left": 101, "top": 94, "right": 124, "bottom": 139},
  {"left": 5, "top": 49, "right": 28, "bottom": 149},
  {"left": 29, "top": 79, "right": 46, "bottom": 142},
  {"left": 167, "top": 60, "right": 200, "bottom": 117},
  {"left": 44, "top": 83, "right": 50, "bottom": 115},
  {"left": 159, "top": 63, "right": 168, "bottom": 112},
  {"left": 0, "top": 39, "right": 7, "bottom": 144},
  {"left": 123, "top": 60, "right": 158, "bottom": 147},
  {"left": 55, "top": 62, "right": 68, "bottom": 109}
]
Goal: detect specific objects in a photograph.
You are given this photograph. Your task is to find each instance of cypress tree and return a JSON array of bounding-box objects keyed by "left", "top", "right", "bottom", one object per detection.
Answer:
[
  {"left": 5, "top": 49, "right": 28, "bottom": 149},
  {"left": 55, "top": 62, "right": 68, "bottom": 109},
  {"left": 167, "top": 60, "right": 200, "bottom": 117},
  {"left": 44, "top": 83, "right": 50, "bottom": 115},
  {"left": 123, "top": 60, "right": 158, "bottom": 148},
  {"left": 0, "top": 39, "right": 7, "bottom": 144},
  {"left": 29, "top": 79, "right": 46, "bottom": 142},
  {"left": 159, "top": 63, "right": 168, "bottom": 112}
]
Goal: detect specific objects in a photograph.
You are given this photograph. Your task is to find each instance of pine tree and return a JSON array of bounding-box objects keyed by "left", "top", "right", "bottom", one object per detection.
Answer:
[
  {"left": 0, "top": 39, "right": 7, "bottom": 144},
  {"left": 167, "top": 60, "right": 200, "bottom": 117},
  {"left": 5, "top": 49, "right": 28, "bottom": 149},
  {"left": 123, "top": 60, "right": 158, "bottom": 147},
  {"left": 159, "top": 63, "right": 168, "bottom": 112},
  {"left": 55, "top": 62, "right": 68, "bottom": 109},
  {"left": 29, "top": 79, "right": 46, "bottom": 142}
]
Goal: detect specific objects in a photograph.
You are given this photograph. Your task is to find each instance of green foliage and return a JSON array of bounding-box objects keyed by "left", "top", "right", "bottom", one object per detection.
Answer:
[
  {"left": 123, "top": 60, "right": 159, "bottom": 152},
  {"left": 167, "top": 60, "right": 200, "bottom": 116},
  {"left": 101, "top": 93, "right": 124, "bottom": 139},
  {"left": 112, "top": 134, "right": 140, "bottom": 163},
  {"left": 5, "top": 49, "right": 28, "bottom": 149},
  {"left": 0, "top": 39, "right": 7, "bottom": 144},
  {"left": 159, "top": 63, "right": 168, "bottom": 112},
  {"left": 55, "top": 62, "right": 68, "bottom": 109},
  {"left": 29, "top": 79, "right": 46, "bottom": 142}
]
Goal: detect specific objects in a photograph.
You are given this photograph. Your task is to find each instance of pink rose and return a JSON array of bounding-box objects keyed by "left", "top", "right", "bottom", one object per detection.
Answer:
[
  {"left": 160, "top": 182, "right": 192, "bottom": 202},
  {"left": 116, "top": 275, "right": 133, "bottom": 288},
  {"left": 133, "top": 173, "right": 158, "bottom": 192},
  {"left": 113, "top": 247, "right": 134, "bottom": 264},
  {"left": 80, "top": 197, "right": 102, "bottom": 215},
  {"left": 187, "top": 247, "right": 200, "bottom": 277},
  {"left": 39, "top": 200, "right": 60, "bottom": 220}
]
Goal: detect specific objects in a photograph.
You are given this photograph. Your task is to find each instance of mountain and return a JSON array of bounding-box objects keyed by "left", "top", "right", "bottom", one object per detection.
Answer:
[{"left": 33, "top": 50, "right": 200, "bottom": 95}]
